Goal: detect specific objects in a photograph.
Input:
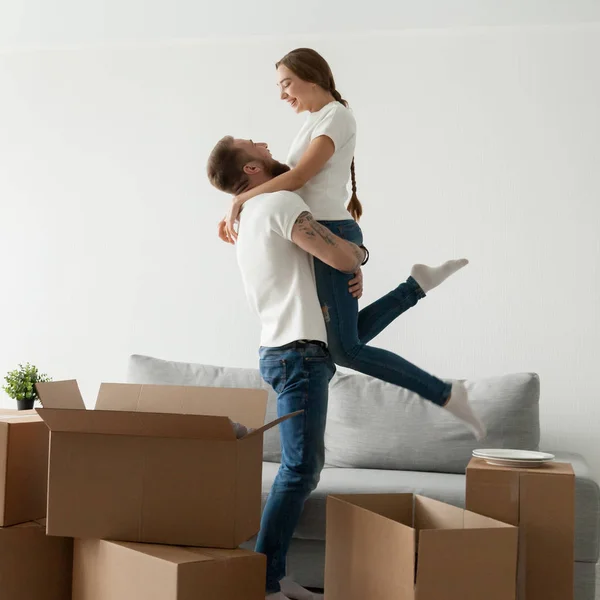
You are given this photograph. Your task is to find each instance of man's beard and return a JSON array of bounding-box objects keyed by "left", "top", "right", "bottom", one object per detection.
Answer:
[{"left": 265, "top": 159, "right": 291, "bottom": 178}]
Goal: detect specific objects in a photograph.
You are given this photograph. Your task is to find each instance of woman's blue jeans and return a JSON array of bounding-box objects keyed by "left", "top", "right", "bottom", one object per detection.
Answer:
[{"left": 314, "top": 219, "right": 451, "bottom": 406}]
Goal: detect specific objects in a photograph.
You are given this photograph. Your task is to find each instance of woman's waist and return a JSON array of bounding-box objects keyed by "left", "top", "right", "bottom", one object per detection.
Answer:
[{"left": 298, "top": 195, "right": 352, "bottom": 221}]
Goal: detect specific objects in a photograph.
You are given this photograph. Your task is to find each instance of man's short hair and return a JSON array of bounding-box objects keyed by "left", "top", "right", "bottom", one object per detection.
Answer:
[{"left": 206, "top": 136, "right": 251, "bottom": 195}]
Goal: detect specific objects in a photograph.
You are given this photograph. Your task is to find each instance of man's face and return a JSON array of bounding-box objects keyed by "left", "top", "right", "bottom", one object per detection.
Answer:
[
  {"left": 233, "top": 138, "right": 272, "bottom": 162},
  {"left": 233, "top": 139, "right": 290, "bottom": 178}
]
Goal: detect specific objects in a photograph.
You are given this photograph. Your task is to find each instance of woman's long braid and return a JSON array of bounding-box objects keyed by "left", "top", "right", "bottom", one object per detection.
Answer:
[{"left": 331, "top": 85, "right": 363, "bottom": 221}]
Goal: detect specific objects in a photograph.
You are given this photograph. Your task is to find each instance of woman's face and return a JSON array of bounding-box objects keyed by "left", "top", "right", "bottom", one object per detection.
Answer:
[{"left": 277, "top": 64, "right": 315, "bottom": 114}]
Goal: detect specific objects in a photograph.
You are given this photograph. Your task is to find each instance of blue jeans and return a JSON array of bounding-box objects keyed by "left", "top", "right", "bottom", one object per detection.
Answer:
[
  {"left": 315, "top": 220, "right": 452, "bottom": 406},
  {"left": 256, "top": 342, "right": 336, "bottom": 594}
]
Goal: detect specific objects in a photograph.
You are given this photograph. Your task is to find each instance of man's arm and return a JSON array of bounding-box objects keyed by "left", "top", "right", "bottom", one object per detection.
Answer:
[{"left": 291, "top": 212, "right": 366, "bottom": 274}]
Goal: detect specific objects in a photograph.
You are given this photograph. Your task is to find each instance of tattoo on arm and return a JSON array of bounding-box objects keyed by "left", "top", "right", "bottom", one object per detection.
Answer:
[
  {"left": 294, "top": 211, "right": 366, "bottom": 272},
  {"left": 350, "top": 243, "right": 365, "bottom": 270},
  {"left": 295, "top": 212, "right": 338, "bottom": 246}
]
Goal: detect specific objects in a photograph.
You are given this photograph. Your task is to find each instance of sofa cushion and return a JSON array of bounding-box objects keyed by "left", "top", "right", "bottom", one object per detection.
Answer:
[
  {"left": 262, "top": 462, "right": 466, "bottom": 543},
  {"left": 127, "top": 354, "right": 283, "bottom": 462},
  {"left": 324, "top": 372, "right": 540, "bottom": 474}
]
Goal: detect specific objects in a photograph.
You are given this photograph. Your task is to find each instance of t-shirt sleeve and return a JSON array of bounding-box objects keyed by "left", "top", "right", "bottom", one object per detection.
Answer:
[
  {"left": 266, "top": 192, "right": 311, "bottom": 242},
  {"left": 310, "top": 106, "right": 355, "bottom": 150}
]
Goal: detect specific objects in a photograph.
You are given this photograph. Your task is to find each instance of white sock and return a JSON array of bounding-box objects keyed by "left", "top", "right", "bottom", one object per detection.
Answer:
[
  {"left": 266, "top": 593, "right": 291, "bottom": 600},
  {"left": 280, "top": 577, "right": 323, "bottom": 600},
  {"left": 411, "top": 259, "right": 469, "bottom": 293},
  {"left": 444, "top": 381, "right": 487, "bottom": 441}
]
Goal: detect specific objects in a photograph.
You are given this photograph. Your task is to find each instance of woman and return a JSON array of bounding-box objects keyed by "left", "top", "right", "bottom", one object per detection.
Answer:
[{"left": 218, "top": 48, "right": 484, "bottom": 440}]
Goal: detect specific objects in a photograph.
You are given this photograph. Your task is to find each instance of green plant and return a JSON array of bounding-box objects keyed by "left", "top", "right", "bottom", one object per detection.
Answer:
[{"left": 2, "top": 363, "right": 52, "bottom": 403}]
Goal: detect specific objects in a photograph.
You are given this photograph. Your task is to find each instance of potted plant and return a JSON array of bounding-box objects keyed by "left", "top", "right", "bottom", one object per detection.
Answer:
[{"left": 2, "top": 363, "right": 52, "bottom": 410}]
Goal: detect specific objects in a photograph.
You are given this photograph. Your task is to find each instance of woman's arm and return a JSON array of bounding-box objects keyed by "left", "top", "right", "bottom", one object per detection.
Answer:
[
  {"left": 224, "top": 135, "right": 335, "bottom": 241},
  {"left": 243, "top": 135, "right": 334, "bottom": 200}
]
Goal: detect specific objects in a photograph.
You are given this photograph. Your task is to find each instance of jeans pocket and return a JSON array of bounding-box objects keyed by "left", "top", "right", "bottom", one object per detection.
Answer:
[
  {"left": 303, "top": 352, "right": 336, "bottom": 383},
  {"left": 259, "top": 359, "right": 287, "bottom": 394}
]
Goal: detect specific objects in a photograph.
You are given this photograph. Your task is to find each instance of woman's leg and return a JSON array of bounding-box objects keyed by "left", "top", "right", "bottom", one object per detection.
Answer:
[
  {"left": 318, "top": 220, "right": 427, "bottom": 345},
  {"left": 314, "top": 255, "right": 486, "bottom": 438},
  {"left": 314, "top": 255, "right": 450, "bottom": 405},
  {"left": 357, "top": 275, "right": 425, "bottom": 345},
  {"left": 356, "top": 257, "right": 469, "bottom": 344}
]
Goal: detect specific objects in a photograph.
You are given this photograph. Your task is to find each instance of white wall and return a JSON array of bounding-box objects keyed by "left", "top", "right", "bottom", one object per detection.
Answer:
[
  {"left": 1, "top": 24, "right": 599, "bottom": 478},
  {"left": 2, "top": 0, "right": 599, "bottom": 48}
]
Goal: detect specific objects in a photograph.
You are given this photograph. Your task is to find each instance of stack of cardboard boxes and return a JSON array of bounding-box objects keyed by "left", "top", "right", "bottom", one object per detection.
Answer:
[
  {"left": 3, "top": 380, "right": 298, "bottom": 600},
  {"left": 0, "top": 379, "right": 578, "bottom": 600},
  {"left": 466, "top": 458, "right": 575, "bottom": 600},
  {"left": 0, "top": 411, "right": 72, "bottom": 599},
  {"left": 324, "top": 460, "right": 575, "bottom": 600}
]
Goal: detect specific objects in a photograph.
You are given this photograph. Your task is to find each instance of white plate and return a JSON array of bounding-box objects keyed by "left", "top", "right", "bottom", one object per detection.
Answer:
[
  {"left": 483, "top": 459, "right": 552, "bottom": 469},
  {"left": 472, "top": 449, "right": 555, "bottom": 462}
]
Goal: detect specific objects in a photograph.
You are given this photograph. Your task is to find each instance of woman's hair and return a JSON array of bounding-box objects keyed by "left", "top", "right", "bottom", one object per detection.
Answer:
[{"left": 277, "top": 48, "right": 363, "bottom": 221}]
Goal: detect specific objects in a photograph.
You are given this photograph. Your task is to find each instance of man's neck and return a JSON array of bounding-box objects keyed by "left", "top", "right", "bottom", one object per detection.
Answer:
[{"left": 246, "top": 174, "right": 273, "bottom": 193}]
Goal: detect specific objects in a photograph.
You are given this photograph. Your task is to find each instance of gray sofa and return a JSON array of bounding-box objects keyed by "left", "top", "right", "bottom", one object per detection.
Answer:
[{"left": 127, "top": 354, "right": 600, "bottom": 600}]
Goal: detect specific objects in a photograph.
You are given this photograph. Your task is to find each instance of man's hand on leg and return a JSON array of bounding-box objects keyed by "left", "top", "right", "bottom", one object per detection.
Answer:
[{"left": 348, "top": 268, "right": 363, "bottom": 299}]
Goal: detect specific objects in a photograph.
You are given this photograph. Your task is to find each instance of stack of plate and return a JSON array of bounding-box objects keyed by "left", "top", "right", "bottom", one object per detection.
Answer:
[{"left": 472, "top": 449, "right": 555, "bottom": 468}]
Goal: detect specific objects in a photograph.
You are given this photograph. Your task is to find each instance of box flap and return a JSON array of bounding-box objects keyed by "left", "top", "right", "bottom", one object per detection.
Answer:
[
  {"left": 36, "top": 408, "right": 237, "bottom": 440},
  {"left": 414, "top": 495, "right": 465, "bottom": 531},
  {"left": 325, "top": 495, "right": 416, "bottom": 600},
  {"left": 464, "top": 510, "right": 515, "bottom": 530},
  {"left": 329, "top": 493, "right": 414, "bottom": 527},
  {"left": 36, "top": 380, "right": 86, "bottom": 409},
  {"left": 243, "top": 410, "right": 304, "bottom": 439},
  {"left": 96, "top": 384, "right": 268, "bottom": 429}
]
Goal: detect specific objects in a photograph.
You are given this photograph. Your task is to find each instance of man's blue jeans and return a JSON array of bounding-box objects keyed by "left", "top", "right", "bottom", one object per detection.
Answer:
[
  {"left": 256, "top": 342, "right": 336, "bottom": 594},
  {"left": 315, "top": 219, "right": 452, "bottom": 406}
]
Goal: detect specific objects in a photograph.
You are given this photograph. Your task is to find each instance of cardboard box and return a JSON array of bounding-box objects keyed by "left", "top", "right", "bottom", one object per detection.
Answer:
[
  {"left": 73, "top": 539, "right": 266, "bottom": 600},
  {"left": 466, "top": 458, "right": 575, "bottom": 600},
  {"left": 35, "top": 380, "right": 299, "bottom": 548},
  {"left": 325, "top": 494, "right": 518, "bottom": 600},
  {"left": 0, "top": 410, "right": 49, "bottom": 526},
  {"left": 0, "top": 519, "right": 73, "bottom": 599}
]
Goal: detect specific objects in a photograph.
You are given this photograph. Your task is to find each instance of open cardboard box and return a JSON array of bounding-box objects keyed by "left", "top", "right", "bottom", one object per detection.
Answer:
[
  {"left": 0, "top": 410, "right": 49, "bottom": 526},
  {"left": 36, "top": 380, "right": 299, "bottom": 548},
  {"left": 325, "top": 494, "right": 518, "bottom": 600},
  {"left": 73, "top": 539, "right": 266, "bottom": 600},
  {"left": 466, "top": 458, "right": 575, "bottom": 600}
]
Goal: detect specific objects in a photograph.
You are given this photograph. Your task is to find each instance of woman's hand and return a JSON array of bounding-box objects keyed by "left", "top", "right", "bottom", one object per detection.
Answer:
[
  {"left": 225, "top": 195, "right": 248, "bottom": 243},
  {"left": 348, "top": 268, "right": 363, "bottom": 299},
  {"left": 217, "top": 218, "right": 235, "bottom": 245}
]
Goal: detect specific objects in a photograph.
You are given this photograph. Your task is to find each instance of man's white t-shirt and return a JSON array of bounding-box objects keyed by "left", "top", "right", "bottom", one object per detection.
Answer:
[
  {"left": 286, "top": 101, "right": 356, "bottom": 221},
  {"left": 236, "top": 191, "right": 327, "bottom": 348}
]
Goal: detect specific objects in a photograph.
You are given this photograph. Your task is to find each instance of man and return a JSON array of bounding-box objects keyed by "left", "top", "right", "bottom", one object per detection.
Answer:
[{"left": 207, "top": 136, "right": 367, "bottom": 600}]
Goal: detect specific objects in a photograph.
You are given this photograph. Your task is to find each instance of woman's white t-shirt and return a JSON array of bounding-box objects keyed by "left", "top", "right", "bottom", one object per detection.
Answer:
[{"left": 286, "top": 101, "right": 356, "bottom": 221}]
